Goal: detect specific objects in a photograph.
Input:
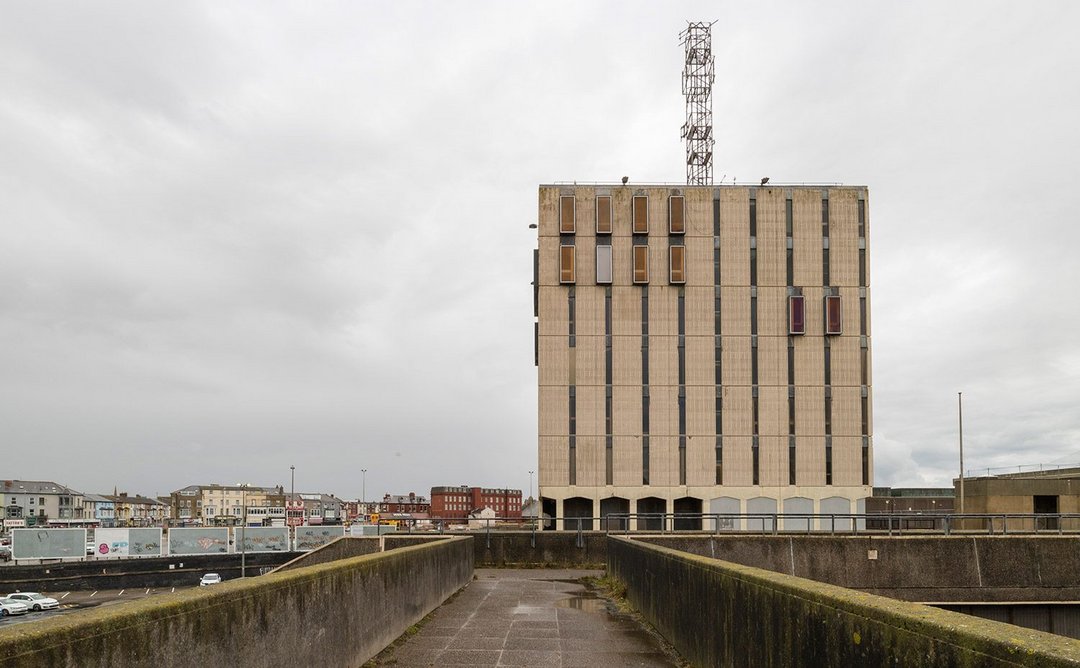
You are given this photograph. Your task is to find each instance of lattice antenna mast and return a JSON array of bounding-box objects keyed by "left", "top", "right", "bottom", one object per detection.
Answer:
[{"left": 680, "top": 22, "right": 716, "bottom": 185}]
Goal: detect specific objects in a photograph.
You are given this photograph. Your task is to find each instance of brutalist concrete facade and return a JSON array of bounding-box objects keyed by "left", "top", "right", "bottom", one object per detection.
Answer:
[{"left": 535, "top": 184, "right": 873, "bottom": 528}]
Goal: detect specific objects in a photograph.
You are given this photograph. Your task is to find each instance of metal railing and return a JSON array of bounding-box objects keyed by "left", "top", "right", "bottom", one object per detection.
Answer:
[{"left": 419, "top": 513, "right": 1080, "bottom": 546}]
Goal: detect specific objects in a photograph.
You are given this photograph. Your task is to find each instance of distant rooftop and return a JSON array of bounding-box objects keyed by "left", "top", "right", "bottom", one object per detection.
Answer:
[
  {"left": 961, "top": 465, "right": 1080, "bottom": 481},
  {"left": 0, "top": 480, "right": 81, "bottom": 495},
  {"left": 542, "top": 181, "right": 863, "bottom": 188}
]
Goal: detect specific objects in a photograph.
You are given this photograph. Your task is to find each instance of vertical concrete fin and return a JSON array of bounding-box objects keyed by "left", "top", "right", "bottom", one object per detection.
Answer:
[{"left": 972, "top": 537, "right": 983, "bottom": 587}]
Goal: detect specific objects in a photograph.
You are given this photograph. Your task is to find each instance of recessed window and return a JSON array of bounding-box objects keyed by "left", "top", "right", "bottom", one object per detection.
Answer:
[
  {"left": 788, "top": 295, "right": 805, "bottom": 335},
  {"left": 825, "top": 294, "right": 842, "bottom": 335},
  {"left": 669, "top": 196, "right": 685, "bottom": 234},
  {"left": 633, "top": 195, "right": 649, "bottom": 234},
  {"left": 596, "top": 196, "right": 612, "bottom": 234},
  {"left": 669, "top": 245, "right": 686, "bottom": 284},
  {"left": 633, "top": 245, "right": 649, "bottom": 284},
  {"left": 560, "top": 196, "right": 576, "bottom": 234},
  {"left": 596, "top": 245, "right": 612, "bottom": 284},
  {"left": 560, "top": 245, "right": 576, "bottom": 284}
]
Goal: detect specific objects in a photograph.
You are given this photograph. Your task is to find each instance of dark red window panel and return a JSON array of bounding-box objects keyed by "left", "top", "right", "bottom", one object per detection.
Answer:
[
  {"left": 788, "top": 295, "right": 805, "bottom": 335},
  {"left": 825, "top": 294, "right": 843, "bottom": 335}
]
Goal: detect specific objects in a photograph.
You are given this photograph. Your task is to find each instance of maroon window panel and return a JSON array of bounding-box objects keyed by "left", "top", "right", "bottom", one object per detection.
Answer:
[
  {"left": 825, "top": 294, "right": 843, "bottom": 335},
  {"left": 789, "top": 295, "right": 806, "bottom": 335}
]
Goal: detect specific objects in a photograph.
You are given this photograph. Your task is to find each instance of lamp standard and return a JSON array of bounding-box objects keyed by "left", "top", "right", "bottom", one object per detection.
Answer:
[
  {"left": 238, "top": 483, "right": 249, "bottom": 578},
  {"left": 361, "top": 469, "right": 367, "bottom": 516},
  {"left": 290, "top": 465, "right": 296, "bottom": 529},
  {"left": 958, "top": 392, "right": 965, "bottom": 516},
  {"left": 528, "top": 470, "right": 534, "bottom": 502}
]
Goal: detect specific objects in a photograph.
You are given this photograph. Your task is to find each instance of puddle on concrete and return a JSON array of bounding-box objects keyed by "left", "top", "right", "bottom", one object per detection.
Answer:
[
  {"left": 511, "top": 605, "right": 547, "bottom": 615},
  {"left": 556, "top": 595, "right": 608, "bottom": 613}
]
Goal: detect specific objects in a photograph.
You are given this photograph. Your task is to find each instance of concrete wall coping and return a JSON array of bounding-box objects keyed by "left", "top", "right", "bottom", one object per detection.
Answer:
[
  {"left": 0, "top": 536, "right": 473, "bottom": 659},
  {"left": 611, "top": 536, "right": 1080, "bottom": 664}
]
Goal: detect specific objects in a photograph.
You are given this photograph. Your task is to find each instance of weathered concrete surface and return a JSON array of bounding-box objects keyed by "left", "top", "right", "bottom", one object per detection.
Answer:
[
  {"left": 638, "top": 535, "right": 1080, "bottom": 602},
  {"left": 0, "top": 536, "right": 474, "bottom": 667},
  {"left": 0, "top": 552, "right": 297, "bottom": 591},
  {"left": 271, "top": 535, "right": 379, "bottom": 572},
  {"left": 368, "top": 568, "right": 679, "bottom": 667},
  {"left": 376, "top": 531, "right": 607, "bottom": 568},
  {"left": 474, "top": 531, "right": 607, "bottom": 568},
  {"left": 609, "top": 537, "right": 1080, "bottom": 667}
]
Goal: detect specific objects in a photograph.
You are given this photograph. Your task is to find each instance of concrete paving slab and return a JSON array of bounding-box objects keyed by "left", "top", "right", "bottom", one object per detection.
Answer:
[{"left": 365, "top": 568, "right": 681, "bottom": 667}]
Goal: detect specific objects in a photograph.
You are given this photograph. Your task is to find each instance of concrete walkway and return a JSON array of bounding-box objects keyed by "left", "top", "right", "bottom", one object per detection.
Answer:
[{"left": 367, "top": 568, "right": 680, "bottom": 667}]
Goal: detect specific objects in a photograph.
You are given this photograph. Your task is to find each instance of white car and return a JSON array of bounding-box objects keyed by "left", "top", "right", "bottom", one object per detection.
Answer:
[
  {"left": 6, "top": 592, "right": 60, "bottom": 611},
  {"left": 0, "top": 597, "right": 29, "bottom": 616},
  {"left": 199, "top": 573, "right": 222, "bottom": 586}
]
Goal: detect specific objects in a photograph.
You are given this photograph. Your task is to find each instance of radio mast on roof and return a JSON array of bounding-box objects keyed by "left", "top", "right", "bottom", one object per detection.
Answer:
[{"left": 680, "top": 22, "right": 716, "bottom": 185}]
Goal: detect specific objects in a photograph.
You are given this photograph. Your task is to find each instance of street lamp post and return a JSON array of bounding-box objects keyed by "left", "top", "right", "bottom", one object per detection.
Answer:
[
  {"left": 528, "top": 470, "right": 534, "bottom": 502},
  {"left": 239, "top": 484, "right": 248, "bottom": 578},
  {"left": 361, "top": 469, "right": 367, "bottom": 516},
  {"left": 290, "top": 465, "right": 295, "bottom": 529},
  {"left": 958, "top": 392, "right": 965, "bottom": 516}
]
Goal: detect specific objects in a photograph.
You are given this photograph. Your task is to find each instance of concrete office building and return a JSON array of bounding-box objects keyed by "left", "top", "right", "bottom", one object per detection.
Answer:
[{"left": 534, "top": 185, "right": 873, "bottom": 529}]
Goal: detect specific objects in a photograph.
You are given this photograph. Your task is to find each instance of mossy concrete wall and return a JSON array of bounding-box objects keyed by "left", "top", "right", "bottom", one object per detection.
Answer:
[
  {"left": 474, "top": 531, "right": 606, "bottom": 567},
  {"left": 272, "top": 536, "right": 380, "bottom": 572},
  {"left": 609, "top": 537, "right": 1080, "bottom": 667},
  {"left": 0, "top": 536, "right": 474, "bottom": 668},
  {"left": 637, "top": 535, "right": 1080, "bottom": 602},
  {"left": 369, "top": 531, "right": 607, "bottom": 567}
]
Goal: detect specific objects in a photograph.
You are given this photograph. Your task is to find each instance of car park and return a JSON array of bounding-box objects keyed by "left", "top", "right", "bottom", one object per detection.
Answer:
[
  {"left": 199, "top": 573, "right": 222, "bottom": 586},
  {"left": 5, "top": 592, "right": 60, "bottom": 611},
  {"left": 0, "top": 597, "right": 29, "bottom": 616}
]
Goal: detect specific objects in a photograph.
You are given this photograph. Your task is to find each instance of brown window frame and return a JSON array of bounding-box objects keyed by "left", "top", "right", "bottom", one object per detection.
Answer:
[
  {"left": 559, "top": 196, "right": 576, "bottom": 234},
  {"left": 633, "top": 245, "right": 649, "bottom": 284},
  {"left": 559, "top": 245, "right": 576, "bottom": 284},
  {"left": 788, "top": 295, "right": 806, "bottom": 335},
  {"left": 669, "top": 195, "right": 685, "bottom": 234},
  {"left": 669, "top": 245, "right": 686, "bottom": 284},
  {"left": 595, "top": 195, "right": 612, "bottom": 235},
  {"left": 632, "top": 195, "right": 649, "bottom": 234},
  {"left": 825, "top": 294, "right": 843, "bottom": 335}
]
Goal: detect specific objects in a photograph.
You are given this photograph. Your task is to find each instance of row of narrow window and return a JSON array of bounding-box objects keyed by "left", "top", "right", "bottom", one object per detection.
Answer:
[
  {"left": 560, "top": 195, "right": 683, "bottom": 235},
  {"left": 560, "top": 245, "right": 684, "bottom": 285}
]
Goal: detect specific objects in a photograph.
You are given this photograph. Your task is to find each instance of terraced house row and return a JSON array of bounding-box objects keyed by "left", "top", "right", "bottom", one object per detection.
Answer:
[{"left": 533, "top": 184, "right": 873, "bottom": 528}]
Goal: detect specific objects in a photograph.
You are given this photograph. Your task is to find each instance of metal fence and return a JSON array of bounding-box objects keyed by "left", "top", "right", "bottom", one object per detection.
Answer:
[{"left": 431, "top": 512, "right": 1080, "bottom": 544}]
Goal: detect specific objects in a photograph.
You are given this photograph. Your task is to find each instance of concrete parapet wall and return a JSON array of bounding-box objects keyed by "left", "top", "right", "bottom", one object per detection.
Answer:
[
  {"left": 608, "top": 537, "right": 1080, "bottom": 667},
  {"left": 272, "top": 536, "right": 380, "bottom": 572},
  {"left": 369, "top": 530, "right": 607, "bottom": 567},
  {"left": 473, "top": 531, "right": 606, "bottom": 567},
  {"left": 638, "top": 535, "right": 1080, "bottom": 602},
  {"left": 0, "top": 536, "right": 474, "bottom": 668}
]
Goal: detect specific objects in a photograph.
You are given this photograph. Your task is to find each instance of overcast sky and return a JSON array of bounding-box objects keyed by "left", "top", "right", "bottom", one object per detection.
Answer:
[{"left": 2, "top": 2, "right": 1078, "bottom": 500}]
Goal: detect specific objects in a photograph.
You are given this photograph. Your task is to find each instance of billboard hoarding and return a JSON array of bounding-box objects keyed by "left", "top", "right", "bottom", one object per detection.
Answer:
[{"left": 12, "top": 528, "right": 86, "bottom": 560}]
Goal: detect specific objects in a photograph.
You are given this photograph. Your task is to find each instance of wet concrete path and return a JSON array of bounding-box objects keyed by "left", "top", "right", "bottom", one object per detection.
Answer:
[{"left": 367, "top": 568, "right": 680, "bottom": 667}]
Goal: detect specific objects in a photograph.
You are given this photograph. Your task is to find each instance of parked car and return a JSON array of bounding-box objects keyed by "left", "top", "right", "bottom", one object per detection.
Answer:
[
  {"left": 0, "top": 546, "right": 11, "bottom": 562},
  {"left": 0, "top": 597, "right": 29, "bottom": 616},
  {"left": 5, "top": 592, "right": 60, "bottom": 611},
  {"left": 199, "top": 573, "right": 222, "bottom": 586}
]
